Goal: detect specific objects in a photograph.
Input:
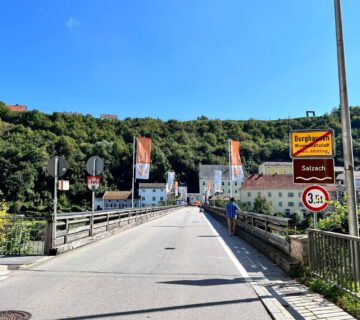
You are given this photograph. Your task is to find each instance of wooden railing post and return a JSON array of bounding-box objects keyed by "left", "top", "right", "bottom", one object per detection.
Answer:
[{"left": 44, "top": 216, "right": 54, "bottom": 255}]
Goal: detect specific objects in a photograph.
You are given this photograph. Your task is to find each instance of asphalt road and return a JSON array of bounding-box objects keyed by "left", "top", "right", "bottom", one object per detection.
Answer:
[{"left": 0, "top": 207, "right": 271, "bottom": 320}]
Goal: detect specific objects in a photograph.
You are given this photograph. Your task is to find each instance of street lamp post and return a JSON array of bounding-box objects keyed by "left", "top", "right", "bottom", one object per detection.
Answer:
[{"left": 334, "top": 0, "right": 359, "bottom": 238}]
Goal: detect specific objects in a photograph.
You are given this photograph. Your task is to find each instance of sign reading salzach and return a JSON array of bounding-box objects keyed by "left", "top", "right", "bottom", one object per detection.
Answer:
[
  {"left": 293, "top": 158, "right": 334, "bottom": 184},
  {"left": 290, "top": 130, "right": 335, "bottom": 158}
]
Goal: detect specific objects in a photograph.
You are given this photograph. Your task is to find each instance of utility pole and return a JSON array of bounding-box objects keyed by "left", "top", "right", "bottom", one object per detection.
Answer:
[{"left": 334, "top": 0, "right": 359, "bottom": 237}]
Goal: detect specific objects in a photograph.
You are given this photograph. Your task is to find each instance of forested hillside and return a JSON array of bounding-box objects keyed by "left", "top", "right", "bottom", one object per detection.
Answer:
[{"left": 1, "top": 101, "right": 360, "bottom": 215}]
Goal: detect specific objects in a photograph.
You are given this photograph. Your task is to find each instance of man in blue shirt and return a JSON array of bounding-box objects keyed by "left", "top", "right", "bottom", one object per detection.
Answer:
[{"left": 226, "top": 197, "right": 239, "bottom": 236}]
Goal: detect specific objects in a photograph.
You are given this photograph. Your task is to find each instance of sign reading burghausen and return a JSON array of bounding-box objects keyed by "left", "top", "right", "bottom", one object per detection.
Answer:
[{"left": 290, "top": 129, "right": 335, "bottom": 158}]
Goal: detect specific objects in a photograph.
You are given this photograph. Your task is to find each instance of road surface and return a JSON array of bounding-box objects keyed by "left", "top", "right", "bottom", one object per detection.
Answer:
[{"left": 0, "top": 207, "right": 271, "bottom": 319}]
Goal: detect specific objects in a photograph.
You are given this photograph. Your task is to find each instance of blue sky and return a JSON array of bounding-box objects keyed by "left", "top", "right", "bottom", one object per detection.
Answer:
[{"left": 1, "top": 1, "right": 360, "bottom": 121}]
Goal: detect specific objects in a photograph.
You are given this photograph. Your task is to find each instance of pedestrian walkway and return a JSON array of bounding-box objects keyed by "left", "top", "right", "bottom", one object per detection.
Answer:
[{"left": 206, "top": 212, "right": 355, "bottom": 320}]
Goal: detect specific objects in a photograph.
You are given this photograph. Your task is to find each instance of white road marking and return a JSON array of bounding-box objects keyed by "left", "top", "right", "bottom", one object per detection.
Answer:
[{"left": 203, "top": 216, "right": 249, "bottom": 278}]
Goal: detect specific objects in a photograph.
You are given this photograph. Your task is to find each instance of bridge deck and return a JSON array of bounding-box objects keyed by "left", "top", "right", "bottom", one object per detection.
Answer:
[{"left": 0, "top": 207, "right": 354, "bottom": 319}]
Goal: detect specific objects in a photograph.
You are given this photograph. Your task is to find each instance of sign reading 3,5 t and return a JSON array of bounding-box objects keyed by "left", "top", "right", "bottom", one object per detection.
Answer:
[
  {"left": 302, "top": 185, "right": 330, "bottom": 212},
  {"left": 290, "top": 130, "right": 335, "bottom": 158}
]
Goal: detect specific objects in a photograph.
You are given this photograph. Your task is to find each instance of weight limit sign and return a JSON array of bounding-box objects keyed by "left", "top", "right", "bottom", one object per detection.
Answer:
[{"left": 302, "top": 185, "right": 330, "bottom": 212}]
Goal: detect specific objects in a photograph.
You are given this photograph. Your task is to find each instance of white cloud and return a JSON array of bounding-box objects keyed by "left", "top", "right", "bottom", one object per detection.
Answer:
[{"left": 65, "top": 17, "right": 80, "bottom": 29}]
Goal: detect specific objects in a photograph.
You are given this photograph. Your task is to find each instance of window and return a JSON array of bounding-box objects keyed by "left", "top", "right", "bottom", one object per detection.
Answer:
[
  {"left": 247, "top": 202, "right": 251, "bottom": 207},
  {"left": 152, "top": 197, "right": 156, "bottom": 201},
  {"left": 288, "top": 192, "right": 294, "bottom": 197},
  {"left": 247, "top": 192, "right": 251, "bottom": 197},
  {"left": 222, "top": 182, "right": 224, "bottom": 185},
  {"left": 142, "top": 204, "right": 145, "bottom": 207},
  {"left": 203, "top": 182, "right": 206, "bottom": 186},
  {"left": 160, "top": 197, "right": 163, "bottom": 201},
  {"left": 298, "top": 192, "right": 302, "bottom": 197},
  {"left": 279, "top": 202, "right": 282, "bottom": 207},
  {"left": 288, "top": 202, "right": 294, "bottom": 207},
  {"left": 279, "top": 192, "right": 282, "bottom": 197},
  {"left": 299, "top": 202, "right": 303, "bottom": 207},
  {"left": 228, "top": 182, "right": 230, "bottom": 186},
  {"left": 268, "top": 192, "right": 271, "bottom": 197},
  {"left": 235, "top": 190, "right": 237, "bottom": 193},
  {"left": 153, "top": 189, "right": 156, "bottom": 192},
  {"left": 235, "top": 182, "right": 238, "bottom": 186},
  {"left": 285, "top": 209, "right": 290, "bottom": 215},
  {"left": 142, "top": 196, "right": 145, "bottom": 200}
]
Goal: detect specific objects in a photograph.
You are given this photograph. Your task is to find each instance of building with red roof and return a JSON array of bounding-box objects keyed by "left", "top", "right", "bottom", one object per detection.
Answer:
[{"left": 240, "top": 174, "right": 338, "bottom": 216}]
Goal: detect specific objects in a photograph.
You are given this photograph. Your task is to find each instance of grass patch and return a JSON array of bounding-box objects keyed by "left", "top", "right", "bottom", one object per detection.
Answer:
[{"left": 307, "top": 278, "right": 360, "bottom": 319}]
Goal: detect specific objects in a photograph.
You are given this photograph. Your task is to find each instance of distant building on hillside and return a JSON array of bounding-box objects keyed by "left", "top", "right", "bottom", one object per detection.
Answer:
[
  {"left": 138, "top": 183, "right": 167, "bottom": 207},
  {"left": 7, "top": 104, "right": 27, "bottom": 112},
  {"left": 100, "top": 114, "right": 118, "bottom": 120},
  {"left": 199, "top": 164, "right": 245, "bottom": 200},
  {"left": 60, "top": 112, "right": 82, "bottom": 116},
  {"left": 258, "top": 162, "right": 292, "bottom": 175},
  {"left": 240, "top": 174, "right": 337, "bottom": 216}
]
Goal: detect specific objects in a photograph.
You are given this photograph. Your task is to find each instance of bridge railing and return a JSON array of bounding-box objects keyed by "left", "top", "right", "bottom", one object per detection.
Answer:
[
  {"left": 308, "top": 229, "right": 360, "bottom": 297},
  {"left": 50, "top": 205, "right": 179, "bottom": 254},
  {"left": 0, "top": 215, "right": 47, "bottom": 255},
  {"left": 0, "top": 206, "right": 180, "bottom": 256},
  {"left": 203, "top": 205, "right": 295, "bottom": 255}
]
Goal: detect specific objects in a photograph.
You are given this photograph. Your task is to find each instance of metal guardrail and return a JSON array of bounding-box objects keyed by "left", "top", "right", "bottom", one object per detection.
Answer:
[
  {"left": 308, "top": 229, "right": 360, "bottom": 297},
  {"left": 0, "top": 216, "right": 47, "bottom": 255},
  {"left": 51, "top": 206, "right": 179, "bottom": 253},
  {"left": 203, "top": 205, "right": 295, "bottom": 254},
  {"left": 0, "top": 206, "right": 180, "bottom": 256}
]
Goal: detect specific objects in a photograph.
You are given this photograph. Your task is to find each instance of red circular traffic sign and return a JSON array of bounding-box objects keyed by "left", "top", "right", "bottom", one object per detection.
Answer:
[{"left": 302, "top": 185, "right": 329, "bottom": 212}]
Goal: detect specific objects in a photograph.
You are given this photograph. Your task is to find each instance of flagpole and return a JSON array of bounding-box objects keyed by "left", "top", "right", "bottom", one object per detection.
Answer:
[
  {"left": 132, "top": 136, "right": 135, "bottom": 208},
  {"left": 228, "top": 139, "right": 233, "bottom": 198}
]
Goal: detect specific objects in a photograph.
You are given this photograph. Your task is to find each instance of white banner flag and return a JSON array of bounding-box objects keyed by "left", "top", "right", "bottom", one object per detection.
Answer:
[
  {"left": 214, "top": 170, "right": 222, "bottom": 193},
  {"left": 166, "top": 172, "right": 175, "bottom": 193},
  {"left": 230, "top": 140, "right": 244, "bottom": 181},
  {"left": 135, "top": 137, "right": 152, "bottom": 180}
]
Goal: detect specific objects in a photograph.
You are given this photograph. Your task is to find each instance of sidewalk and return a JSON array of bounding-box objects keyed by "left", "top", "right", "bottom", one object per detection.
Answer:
[
  {"left": 0, "top": 255, "right": 52, "bottom": 270},
  {"left": 207, "top": 212, "right": 356, "bottom": 320}
]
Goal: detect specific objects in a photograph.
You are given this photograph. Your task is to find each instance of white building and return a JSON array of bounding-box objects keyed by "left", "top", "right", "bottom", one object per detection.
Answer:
[
  {"left": 199, "top": 164, "right": 244, "bottom": 199},
  {"left": 240, "top": 174, "right": 338, "bottom": 216},
  {"left": 102, "top": 191, "right": 138, "bottom": 209},
  {"left": 138, "top": 183, "right": 167, "bottom": 207},
  {"left": 258, "top": 162, "right": 293, "bottom": 175}
]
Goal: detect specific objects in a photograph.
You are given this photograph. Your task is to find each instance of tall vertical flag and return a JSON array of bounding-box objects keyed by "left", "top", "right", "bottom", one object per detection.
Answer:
[
  {"left": 230, "top": 140, "right": 244, "bottom": 181},
  {"left": 214, "top": 170, "right": 222, "bottom": 193},
  {"left": 166, "top": 172, "right": 175, "bottom": 193},
  {"left": 135, "top": 137, "right": 152, "bottom": 179},
  {"left": 207, "top": 180, "right": 212, "bottom": 195},
  {"left": 175, "top": 181, "right": 179, "bottom": 196}
]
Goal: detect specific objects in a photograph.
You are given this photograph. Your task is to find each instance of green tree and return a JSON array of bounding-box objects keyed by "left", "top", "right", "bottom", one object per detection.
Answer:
[{"left": 253, "top": 195, "right": 273, "bottom": 215}]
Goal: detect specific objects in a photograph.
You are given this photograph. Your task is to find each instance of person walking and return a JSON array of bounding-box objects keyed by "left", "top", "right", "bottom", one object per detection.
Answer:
[{"left": 226, "top": 197, "right": 239, "bottom": 236}]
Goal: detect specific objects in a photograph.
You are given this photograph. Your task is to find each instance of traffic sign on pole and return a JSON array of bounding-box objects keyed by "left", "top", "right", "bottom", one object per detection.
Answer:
[
  {"left": 47, "top": 156, "right": 68, "bottom": 177},
  {"left": 302, "top": 185, "right": 330, "bottom": 212},
  {"left": 86, "top": 156, "right": 104, "bottom": 176},
  {"left": 293, "top": 159, "right": 335, "bottom": 184},
  {"left": 290, "top": 129, "right": 335, "bottom": 158},
  {"left": 87, "top": 176, "right": 101, "bottom": 191}
]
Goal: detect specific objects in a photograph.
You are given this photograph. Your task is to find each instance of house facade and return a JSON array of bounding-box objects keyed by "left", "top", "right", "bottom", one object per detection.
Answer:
[
  {"left": 199, "top": 164, "right": 244, "bottom": 199},
  {"left": 240, "top": 174, "right": 338, "bottom": 216},
  {"left": 258, "top": 162, "right": 292, "bottom": 175},
  {"left": 102, "top": 191, "right": 138, "bottom": 209},
  {"left": 138, "top": 183, "right": 167, "bottom": 207}
]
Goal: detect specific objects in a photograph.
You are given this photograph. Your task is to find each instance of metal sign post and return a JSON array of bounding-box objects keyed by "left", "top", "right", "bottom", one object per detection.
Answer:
[
  {"left": 47, "top": 156, "right": 68, "bottom": 246},
  {"left": 86, "top": 156, "right": 104, "bottom": 236},
  {"left": 53, "top": 157, "right": 58, "bottom": 244}
]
